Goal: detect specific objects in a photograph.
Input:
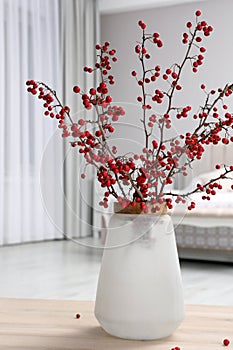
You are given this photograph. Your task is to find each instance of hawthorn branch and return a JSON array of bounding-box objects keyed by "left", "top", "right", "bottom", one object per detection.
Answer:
[
  {"left": 155, "top": 26, "right": 198, "bottom": 160},
  {"left": 163, "top": 167, "right": 233, "bottom": 198},
  {"left": 38, "top": 81, "right": 74, "bottom": 125}
]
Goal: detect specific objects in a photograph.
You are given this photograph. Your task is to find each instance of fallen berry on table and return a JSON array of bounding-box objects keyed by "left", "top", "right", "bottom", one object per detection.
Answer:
[
  {"left": 223, "top": 338, "right": 230, "bottom": 346},
  {"left": 75, "top": 313, "right": 81, "bottom": 319}
]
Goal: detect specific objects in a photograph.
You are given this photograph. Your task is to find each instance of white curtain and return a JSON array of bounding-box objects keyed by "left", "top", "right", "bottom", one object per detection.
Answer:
[
  {"left": 60, "top": 0, "right": 99, "bottom": 239},
  {"left": 0, "top": 0, "right": 63, "bottom": 245}
]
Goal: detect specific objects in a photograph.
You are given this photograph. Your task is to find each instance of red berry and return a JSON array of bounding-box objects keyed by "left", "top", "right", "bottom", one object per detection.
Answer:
[
  {"left": 131, "top": 71, "right": 137, "bottom": 77},
  {"left": 222, "top": 138, "right": 229, "bottom": 144},
  {"left": 186, "top": 22, "right": 192, "bottom": 28},
  {"left": 152, "top": 140, "right": 158, "bottom": 148},
  {"left": 73, "top": 86, "right": 80, "bottom": 93},
  {"left": 105, "top": 95, "right": 112, "bottom": 103},
  {"left": 78, "top": 119, "right": 85, "bottom": 126},
  {"left": 196, "top": 10, "right": 202, "bottom": 16},
  {"left": 135, "top": 45, "right": 141, "bottom": 53},
  {"left": 223, "top": 338, "right": 230, "bottom": 346},
  {"left": 89, "top": 88, "right": 96, "bottom": 95},
  {"left": 75, "top": 313, "right": 81, "bottom": 318}
]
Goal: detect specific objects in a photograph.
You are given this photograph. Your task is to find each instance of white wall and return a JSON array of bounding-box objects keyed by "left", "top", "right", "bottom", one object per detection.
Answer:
[
  {"left": 101, "top": 0, "right": 233, "bottom": 187},
  {"left": 99, "top": 0, "right": 204, "bottom": 14}
]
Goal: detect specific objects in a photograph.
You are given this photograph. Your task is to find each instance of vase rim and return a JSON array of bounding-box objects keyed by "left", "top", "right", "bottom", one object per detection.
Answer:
[{"left": 113, "top": 202, "right": 167, "bottom": 215}]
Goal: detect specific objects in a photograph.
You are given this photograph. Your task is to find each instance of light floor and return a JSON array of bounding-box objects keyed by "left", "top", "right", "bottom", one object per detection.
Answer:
[{"left": 0, "top": 240, "right": 233, "bottom": 305}]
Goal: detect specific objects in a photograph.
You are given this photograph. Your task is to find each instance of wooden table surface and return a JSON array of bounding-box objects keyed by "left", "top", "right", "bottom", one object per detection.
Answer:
[{"left": 0, "top": 298, "right": 232, "bottom": 350}]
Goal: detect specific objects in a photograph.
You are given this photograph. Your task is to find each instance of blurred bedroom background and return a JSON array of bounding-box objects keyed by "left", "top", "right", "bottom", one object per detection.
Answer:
[{"left": 0, "top": 0, "right": 233, "bottom": 304}]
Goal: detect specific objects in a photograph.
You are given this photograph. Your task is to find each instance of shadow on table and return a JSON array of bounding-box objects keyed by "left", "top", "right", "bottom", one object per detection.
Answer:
[{"left": 72, "top": 325, "right": 175, "bottom": 349}]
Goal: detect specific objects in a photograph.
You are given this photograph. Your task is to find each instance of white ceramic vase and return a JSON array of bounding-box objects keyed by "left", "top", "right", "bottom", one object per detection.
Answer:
[{"left": 95, "top": 212, "right": 185, "bottom": 340}]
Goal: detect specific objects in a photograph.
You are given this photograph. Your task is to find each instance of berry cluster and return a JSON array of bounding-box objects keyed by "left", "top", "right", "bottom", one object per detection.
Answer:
[
  {"left": 176, "top": 106, "right": 192, "bottom": 119},
  {"left": 27, "top": 9, "right": 233, "bottom": 213},
  {"left": 72, "top": 42, "right": 117, "bottom": 110},
  {"left": 152, "top": 89, "right": 164, "bottom": 104},
  {"left": 181, "top": 10, "right": 213, "bottom": 73}
]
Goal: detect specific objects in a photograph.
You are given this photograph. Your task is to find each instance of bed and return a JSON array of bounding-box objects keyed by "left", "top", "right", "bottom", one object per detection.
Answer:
[{"left": 171, "top": 170, "right": 233, "bottom": 262}]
